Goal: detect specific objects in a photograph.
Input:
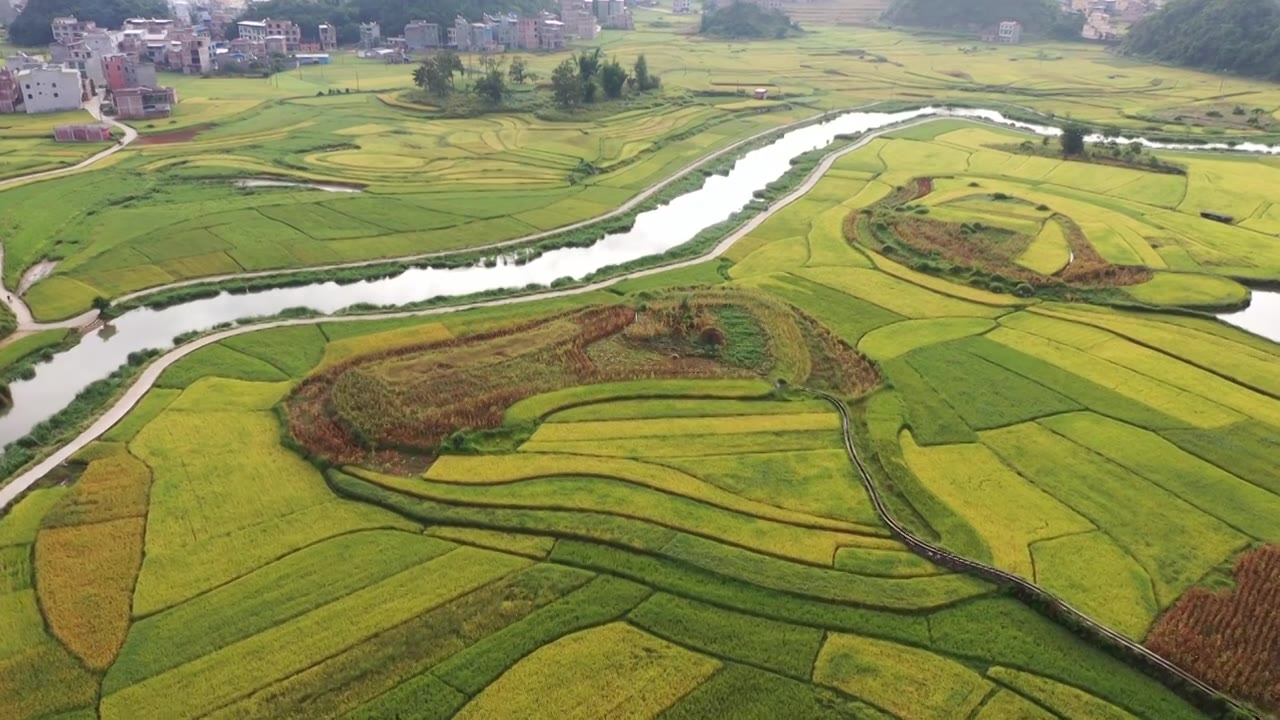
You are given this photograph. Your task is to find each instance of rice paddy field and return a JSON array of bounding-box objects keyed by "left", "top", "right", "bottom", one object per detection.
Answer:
[{"left": 3, "top": 16, "right": 1280, "bottom": 718}]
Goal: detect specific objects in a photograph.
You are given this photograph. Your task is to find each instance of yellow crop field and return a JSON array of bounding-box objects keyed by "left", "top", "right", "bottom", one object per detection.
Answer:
[
  {"left": 983, "top": 422, "right": 1247, "bottom": 609},
  {"left": 900, "top": 432, "right": 1093, "bottom": 578},
  {"left": 130, "top": 404, "right": 414, "bottom": 615},
  {"left": 797, "top": 267, "right": 1009, "bottom": 319},
  {"left": 455, "top": 623, "right": 720, "bottom": 720},
  {"left": 519, "top": 429, "right": 841, "bottom": 458},
  {"left": 987, "top": 667, "right": 1138, "bottom": 720},
  {"left": 528, "top": 412, "right": 839, "bottom": 442},
  {"left": 40, "top": 453, "right": 150, "bottom": 528},
  {"left": 975, "top": 690, "right": 1056, "bottom": 719},
  {"left": 503, "top": 378, "right": 773, "bottom": 424},
  {"left": 1017, "top": 219, "right": 1072, "bottom": 275},
  {"left": 1030, "top": 531, "right": 1159, "bottom": 638},
  {"left": 857, "top": 317, "right": 996, "bottom": 360},
  {"left": 35, "top": 518, "right": 145, "bottom": 671},
  {"left": 426, "top": 453, "right": 866, "bottom": 533},
  {"left": 101, "top": 547, "right": 528, "bottom": 720},
  {"left": 815, "top": 633, "right": 992, "bottom": 719},
  {"left": 1031, "top": 305, "right": 1280, "bottom": 395},
  {"left": 986, "top": 326, "right": 1242, "bottom": 428}
]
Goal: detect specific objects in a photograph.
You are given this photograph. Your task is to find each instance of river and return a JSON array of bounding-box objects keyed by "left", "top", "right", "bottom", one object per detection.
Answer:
[{"left": 2, "top": 106, "right": 1278, "bottom": 450}]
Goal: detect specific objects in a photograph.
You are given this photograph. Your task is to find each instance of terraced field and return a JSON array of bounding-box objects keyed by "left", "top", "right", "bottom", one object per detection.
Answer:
[{"left": 0, "top": 294, "right": 1217, "bottom": 718}]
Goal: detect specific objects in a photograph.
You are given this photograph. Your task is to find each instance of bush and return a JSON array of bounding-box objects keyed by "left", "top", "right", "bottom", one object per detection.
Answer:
[{"left": 1013, "top": 282, "right": 1036, "bottom": 298}]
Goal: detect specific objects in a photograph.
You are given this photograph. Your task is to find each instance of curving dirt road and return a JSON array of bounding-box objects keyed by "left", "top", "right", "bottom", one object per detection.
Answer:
[{"left": 0, "top": 116, "right": 931, "bottom": 511}]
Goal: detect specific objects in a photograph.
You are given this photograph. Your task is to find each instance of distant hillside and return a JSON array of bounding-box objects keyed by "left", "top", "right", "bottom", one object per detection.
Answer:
[
  {"left": 881, "top": 0, "right": 1063, "bottom": 32},
  {"left": 700, "top": 1, "right": 800, "bottom": 39},
  {"left": 1121, "top": 0, "right": 1280, "bottom": 81}
]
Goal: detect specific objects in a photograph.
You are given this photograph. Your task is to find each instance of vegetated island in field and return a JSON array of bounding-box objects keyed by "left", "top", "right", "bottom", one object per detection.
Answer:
[
  {"left": 699, "top": 1, "right": 802, "bottom": 39},
  {"left": 1122, "top": 0, "right": 1280, "bottom": 82},
  {"left": 285, "top": 289, "right": 878, "bottom": 470}
]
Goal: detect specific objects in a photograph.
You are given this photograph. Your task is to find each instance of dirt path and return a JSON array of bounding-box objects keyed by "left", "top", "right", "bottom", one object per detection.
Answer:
[{"left": 0, "top": 116, "right": 929, "bottom": 511}]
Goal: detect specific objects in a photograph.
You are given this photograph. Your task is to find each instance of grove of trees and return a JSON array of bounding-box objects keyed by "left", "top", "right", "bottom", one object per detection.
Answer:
[
  {"left": 1121, "top": 0, "right": 1280, "bottom": 81},
  {"left": 551, "top": 50, "right": 660, "bottom": 108},
  {"left": 8, "top": 0, "right": 167, "bottom": 45},
  {"left": 698, "top": 1, "right": 799, "bottom": 39}
]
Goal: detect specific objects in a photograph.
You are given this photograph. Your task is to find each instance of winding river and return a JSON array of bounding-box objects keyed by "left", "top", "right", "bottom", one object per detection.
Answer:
[{"left": 2, "top": 106, "right": 1278, "bottom": 450}]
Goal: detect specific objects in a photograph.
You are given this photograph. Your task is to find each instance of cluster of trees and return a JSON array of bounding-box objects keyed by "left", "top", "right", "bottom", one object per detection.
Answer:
[
  {"left": 1122, "top": 0, "right": 1280, "bottom": 81},
  {"left": 412, "top": 51, "right": 543, "bottom": 105},
  {"left": 228, "top": 0, "right": 553, "bottom": 45},
  {"left": 880, "top": 0, "right": 1081, "bottom": 39},
  {"left": 8, "top": 0, "right": 167, "bottom": 45},
  {"left": 698, "top": 1, "right": 799, "bottom": 39},
  {"left": 550, "top": 50, "right": 660, "bottom": 108}
]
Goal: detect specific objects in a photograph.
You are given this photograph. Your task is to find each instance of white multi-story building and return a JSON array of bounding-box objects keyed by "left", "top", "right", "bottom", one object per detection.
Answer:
[{"left": 16, "top": 65, "right": 84, "bottom": 113}]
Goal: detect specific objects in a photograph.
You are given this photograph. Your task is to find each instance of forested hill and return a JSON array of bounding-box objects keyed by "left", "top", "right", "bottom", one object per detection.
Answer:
[
  {"left": 881, "top": 0, "right": 1070, "bottom": 34},
  {"left": 1121, "top": 0, "right": 1280, "bottom": 81},
  {"left": 8, "top": 0, "right": 167, "bottom": 45},
  {"left": 231, "top": 0, "right": 554, "bottom": 44}
]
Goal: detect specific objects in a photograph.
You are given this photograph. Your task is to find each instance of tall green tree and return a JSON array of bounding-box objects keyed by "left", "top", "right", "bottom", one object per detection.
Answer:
[
  {"left": 473, "top": 56, "right": 507, "bottom": 104},
  {"left": 600, "top": 57, "right": 628, "bottom": 99},
  {"left": 1060, "top": 124, "right": 1088, "bottom": 156},
  {"left": 551, "top": 59, "right": 581, "bottom": 108},
  {"left": 508, "top": 56, "right": 528, "bottom": 84},
  {"left": 633, "top": 54, "right": 660, "bottom": 91}
]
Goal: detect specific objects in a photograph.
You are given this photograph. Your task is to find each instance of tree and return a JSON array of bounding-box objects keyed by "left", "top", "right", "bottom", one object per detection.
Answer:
[
  {"left": 436, "top": 50, "right": 464, "bottom": 89},
  {"left": 414, "top": 59, "right": 445, "bottom": 97},
  {"left": 1060, "top": 124, "right": 1088, "bottom": 156},
  {"left": 551, "top": 59, "right": 582, "bottom": 108},
  {"left": 634, "top": 54, "right": 660, "bottom": 92},
  {"left": 575, "top": 48, "right": 603, "bottom": 103},
  {"left": 474, "top": 57, "right": 507, "bottom": 104},
  {"left": 601, "top": 57, "right": 628, "bottom": 99},
  {"left": 508, "top": 56, "right": 528, "bottom": 84}
]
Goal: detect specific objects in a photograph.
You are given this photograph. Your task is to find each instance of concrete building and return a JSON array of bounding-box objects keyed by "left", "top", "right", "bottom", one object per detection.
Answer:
[
  {"left": 66, "top": 42, "right": 107, "bottom": 88},
  {"left": 997, "top": 20, "right": 1023, "bottom": 43},
  {"left": 0, "top": 69, "right": 23, "bottom": 113},
  {"left": 264, "top": 18, "right": 301, "bottom": 50},
  {"left": 594, "top": 0, "right": 635, "bottom": 29},
  {"left": 6, "top": 52, "right": 47, "bottom": 72},
  {"left": 484, "top": 14, "right": 517, "bottom": 49},
  {"left": 359, "top": 22, "right": 381, "bottom": 49},
  {"left": 539, "top": 17, "right": 566, "bottom": 49},
  {"left": 264, "top": 35, "right": 288, "bottom": 55},
  {"left": 515, "top": 16, "right": 538, "bottom": 50},
  {"left": 51, "top": 16, "right": 97, "bottom": 45},
  {"left": 237, "top": 19, "right": 268, "bottom": 42},
  {"left": 177, "top": 35, "right": 212, "bottom": 74},
  {"left": 111, "top": 86, "right": 178, "bottom": 119},
  {"left": 319, "top": 22, "right": 338, "bottom": 51},
  {"left": 405, "top": 20, "right": 441, "bottom": 51},
  {"left": 103, "top": 54, "right": 158, "bottom": 91},
  {"left": 295, "top": 53, "right": 330, "bottom": 65},
  {"left": 55, "top": 123, "right": 112, "bottom": 142},
  {"left": 16, "top": 65, "right": 84, "bottom": 114},
  {"left": 673, "top": 0, "right": 692, "bottom": 13},
  {"left": 124, "top": 17, "right": 174, "bottom": 33}
]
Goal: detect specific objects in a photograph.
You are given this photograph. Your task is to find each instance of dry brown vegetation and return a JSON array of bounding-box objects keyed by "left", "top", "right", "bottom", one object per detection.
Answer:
[{"left": 1146, "top": 544, "right": 1280, "bottom": 714}]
